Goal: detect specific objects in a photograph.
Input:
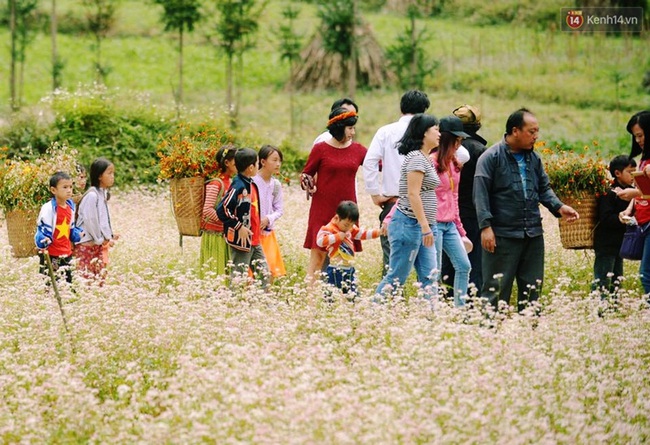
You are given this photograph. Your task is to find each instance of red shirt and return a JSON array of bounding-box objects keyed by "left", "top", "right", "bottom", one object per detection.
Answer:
[
  {"left": 636, "top": 159, "right": 650, "bottom": 224},
  {"left": 250, "top": 185, "right": 261, "bottom": 246},
  {"left": 49, "top": 204, "right": 73, "bottom": 256}
]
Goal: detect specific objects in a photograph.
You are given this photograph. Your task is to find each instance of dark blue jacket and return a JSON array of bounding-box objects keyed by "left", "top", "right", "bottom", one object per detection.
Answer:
[
  {"left": 473, "top": 138, "right": 564, "bottom": 238},
  {"left": 216, "top": 173, "right": 260, "bottom": 252},
  {"left": 594, "top": 180, "right": 634, "bottom": 256}
]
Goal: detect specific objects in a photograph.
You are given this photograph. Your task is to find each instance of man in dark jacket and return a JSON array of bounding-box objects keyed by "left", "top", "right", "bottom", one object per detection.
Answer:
[
  {"left": 474, "top": 108, "right": 579, "bottom": 311},
  {"left": 593, "top": 155, "right": 636, "bottom": 295},
  {"left": 441, "top": 104, "right": 487, "bottom": 299}
]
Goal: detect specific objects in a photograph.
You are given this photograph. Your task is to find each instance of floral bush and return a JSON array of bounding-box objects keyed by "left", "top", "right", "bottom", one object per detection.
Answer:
[
  {"left": 0, "top": 185, "right": 648, "bottom": 443},
  {"left": 0, "top": 144, "right": 79, "bottom": 212},
  {"left": 157, "top": 123, "right": 235, "bottom": 180},
  {"left": 540, "top": 141, "right": 611, "bottom": 201}
]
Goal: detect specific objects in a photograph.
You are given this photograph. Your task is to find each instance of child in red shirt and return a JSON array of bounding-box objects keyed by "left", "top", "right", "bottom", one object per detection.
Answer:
[{"left": 35, "top": 172, "right": 83, "bottom": 283}]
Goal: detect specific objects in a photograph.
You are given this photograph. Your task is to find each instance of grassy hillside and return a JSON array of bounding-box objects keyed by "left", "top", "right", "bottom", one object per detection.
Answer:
[{"left": 0, "top": 0, "right": 649, "bottom": 154}]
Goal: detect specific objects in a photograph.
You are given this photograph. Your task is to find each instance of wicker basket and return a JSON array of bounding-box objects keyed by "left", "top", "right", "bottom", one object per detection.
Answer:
[
  {"left": 558, "top": 193, "right": 597, "bottom": 249},
  {"left": 170, "top": 177, "right": 205, "bottom": 237},
  {"left": 5, "top": 209, "right": 39, "bottom": 258}
]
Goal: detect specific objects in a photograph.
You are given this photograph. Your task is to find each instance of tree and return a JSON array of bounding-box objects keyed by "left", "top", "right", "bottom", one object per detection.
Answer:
[
  {"left": 317, "top": 0, "right": 358, "bottom": 97},
  {"left": 209, "top": 0, "right": 265, "bottom": 129},
  {"left": 8, "top": 0, "right": 39, "bottom": 111},
  {"left": 154, "top": 0, "right": 201, "bottom": 108},
  {"left": 51, "top": 0, "right": 64, "bottom": 90},
  {"left": 275, "top": 3, "right": 302, "bottom": 136},
  {"left": 385, "top": 5, "right": 438, "bottom": 90},
  {"left": 81, "top": 0, "right": 117, "bottom": 84}
]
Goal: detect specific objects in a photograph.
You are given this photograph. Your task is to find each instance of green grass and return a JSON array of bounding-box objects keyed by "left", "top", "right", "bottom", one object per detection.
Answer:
[{"left": 1, "top": 0, "right": 649, "bottom": 156}]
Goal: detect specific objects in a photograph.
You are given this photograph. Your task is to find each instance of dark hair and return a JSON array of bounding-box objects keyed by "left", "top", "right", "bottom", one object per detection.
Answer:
[
  {"left": 609, "top": 154, "right": 636, "bottom": 177},
  {"left": 505, "top": 108, "right": 533, "bottom": 135},
  {"left": 216, "top": 144, "right": 238, "bottom": 173},
  {"left": 336, "top": 200, "right": 359, "bottom": 223},
  {"left": 327, "top": 107, "right": 358, "bottom": 142},
  {"left": 435, "top": 132, "right": 461, "bottom": 174},
  {"left": 400, "top": 90, "right": 430, "bottom": 115},
  {"left": 627, "top": 110, "right": 650, "bottom": 159},
  {"left": 89, "top": 158, "right": 113, "bottom": 188},
  {"left": 398, "top": 113, "right": 439, "bottom": 156},
  {"left": 331, "top": 97, "right": 358, "bottom": 112},
  {"left": 235, "top": 147, "right": 258, "bottom": 173},
  {"left": 258, "top": 144, "right": 283, "bottom": 168},
  {"left": 49, "top": 171, "right": 71, "bottom": 188},
  {"left": 75, "top": 163, "right": 87, "bottom": 176}
]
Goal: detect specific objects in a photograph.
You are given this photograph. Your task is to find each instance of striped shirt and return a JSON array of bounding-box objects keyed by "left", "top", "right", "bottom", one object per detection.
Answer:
[{"left": 396, "top": 150, "right": 440, "bottom": 224}]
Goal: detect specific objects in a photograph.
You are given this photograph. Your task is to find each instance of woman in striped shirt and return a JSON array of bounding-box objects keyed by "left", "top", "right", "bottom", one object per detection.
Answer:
[{"left": 375, "top": 114, "right": 441, "bottom": 300}]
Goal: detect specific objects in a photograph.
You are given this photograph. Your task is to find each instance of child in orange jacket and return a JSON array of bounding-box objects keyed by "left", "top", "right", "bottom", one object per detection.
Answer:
[{"left": 316, "top": 200, "right": 383, "bottom": 297}]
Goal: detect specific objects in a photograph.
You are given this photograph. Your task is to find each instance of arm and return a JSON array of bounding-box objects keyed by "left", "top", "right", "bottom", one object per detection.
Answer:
[
  {"left": 597, "top": 191, "right": 625, "bottom": 230},
  {"left": 407, "top": 170, "right": 434, "bottom": 247},
  {"left": 34, "top": 205, "right": 52, "bottom": 249},
  {"left": 203, "top": 180, "right": 223, "bottom": 224},
  {"left": 79, "top": 191, "right": 105, "bottom": 244},
  {"left": 473, "top": 154, "right": 496, "bottom": 252},
  {"left": 316, "top": 225, "right": 345, "bottom": 248},
  {"left": 216, "top": 186, "right": 242, "bottom": 231},
  {"left": 266, "top": 179, "right": 284, "bottom": 228},
  {"left": 350, "top": 225, "right": 381, "bottom": 240},
  {"left": 363, "top": 130, "right": 384, "bottom": 202}
]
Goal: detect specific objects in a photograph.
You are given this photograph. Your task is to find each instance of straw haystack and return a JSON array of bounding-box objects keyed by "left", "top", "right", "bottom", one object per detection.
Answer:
[{"left": 293, "top": 22, "right": 395, "bottom": 91}]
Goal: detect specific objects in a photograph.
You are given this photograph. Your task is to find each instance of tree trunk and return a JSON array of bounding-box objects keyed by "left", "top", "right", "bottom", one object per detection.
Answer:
[
  {"left": 10, "top": 0, "right": 18, "bottom": 111},
  {"left": 226, "top": 53, "right": 235, "bottom": 129},
  {"left": 178, "top": 27, "right": 184, "bottom": 105},
  {"left": 347, "top": 0, "right": 357, "bottom": 98},
  {"left": 51, "top": 0, "right": 60, "bottom": 90}
]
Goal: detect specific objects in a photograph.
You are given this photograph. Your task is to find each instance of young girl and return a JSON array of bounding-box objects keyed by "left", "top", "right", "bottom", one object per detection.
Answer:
[
  {"left": 432, "top": 115, "right": 472, "bottom": 307},
  {"left": 200, "top": 145, "right": 238, "bottom": 276},
  {"left": 253, "top": 145, "right": 286, "bottom": 279},
  {"left": 75, "top": 158, "right": 119, "bottom": 285}
]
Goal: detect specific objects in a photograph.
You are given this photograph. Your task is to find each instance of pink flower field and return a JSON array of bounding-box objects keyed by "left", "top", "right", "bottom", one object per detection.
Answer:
[{"left": 0, "top": 180, "right": 649, "bottom": 443}]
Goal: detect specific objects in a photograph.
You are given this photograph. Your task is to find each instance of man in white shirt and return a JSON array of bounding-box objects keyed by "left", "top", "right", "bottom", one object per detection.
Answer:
[
  {"left": 313, "top": 98, "right": 359, "bottom": 146},
  {"left": 362, "top": 90, "right": 431, "bottom": 275}
]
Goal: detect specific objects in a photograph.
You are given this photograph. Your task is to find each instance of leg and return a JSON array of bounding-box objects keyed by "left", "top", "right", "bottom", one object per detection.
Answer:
[
  {"left": 593, "top": 251, "right": 617, "bottom": 294},
  {"left": 229, "top": 247, "right": 253, "bottom": 280},
  {"left": 639, "top": 233, "right": 650, "bottom": 294},
  {"left": 515, "top": 235, "right": 545, "bottom": 312},
  {"left": 612, "top": 256, "right": 624, "bottom": 294},
  {"left": 441, "top": 224, "right": 471, "bottom": 307},
  {"left": 250, "top": 245, "right": 270, "bottom": 289},
  {"left": 308, "top": 248, "right": 327, "bottom": 282},
  {"left": 413, "top": 234, "right": 438, "bottom": 299},
  {"left": 379, "top": 200, "right": 396, "bottom": 276},
  {"left": 376, "top": 210, "right": 421, "bottom": 296},
  {"left": 440, "top": 251, "right": 455, "bottom": 298},
  {"left": 463, "top": 217, "right": 483, "bottom": 297},
  {"left": 481, "top": 236, "right": 522, "bottom": 309}
]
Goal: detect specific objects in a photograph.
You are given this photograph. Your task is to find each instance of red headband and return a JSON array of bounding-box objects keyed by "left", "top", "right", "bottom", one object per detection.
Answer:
[{"left": 327, "top": 111, "right": 358, "bottom": 127}]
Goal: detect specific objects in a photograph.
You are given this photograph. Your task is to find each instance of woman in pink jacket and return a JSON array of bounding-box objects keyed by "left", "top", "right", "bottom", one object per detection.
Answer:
[{"left": 432, "top": 116, "right": 472, "bottom": 307}]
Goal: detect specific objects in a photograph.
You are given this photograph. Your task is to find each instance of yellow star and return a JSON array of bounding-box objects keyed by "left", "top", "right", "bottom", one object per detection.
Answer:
[{"left": 55, "top": 217, "right": 70, "bottom": 240}]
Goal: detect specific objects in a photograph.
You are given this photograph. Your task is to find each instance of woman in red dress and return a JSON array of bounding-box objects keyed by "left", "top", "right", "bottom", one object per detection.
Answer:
[{"left": 301, "top": 107, "right": 367, "bottom": 280}]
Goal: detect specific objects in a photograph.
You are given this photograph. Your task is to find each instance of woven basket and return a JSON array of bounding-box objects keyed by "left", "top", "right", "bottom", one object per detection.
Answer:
[
  {"left": 558, "top": 193, "right": 597, "bottom": 249},
  {"left": 5, "top": 209, "right": 39, "bottom": 258},
  {"left": 170, "top": 177, "right": 205, "bottom": 237}
]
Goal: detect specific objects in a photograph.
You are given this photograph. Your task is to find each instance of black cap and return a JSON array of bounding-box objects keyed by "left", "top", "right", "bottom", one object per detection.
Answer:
[{"left": 439, "top": 115, "right": 470, "bottom": 138}]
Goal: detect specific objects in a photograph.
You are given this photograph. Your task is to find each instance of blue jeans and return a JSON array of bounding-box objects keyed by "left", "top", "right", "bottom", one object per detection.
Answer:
[
  {"left": 435, "top": 222, "right": 471, "bottom": 307},
  {"left": 376, "top": 209, "right": 438, "bottom": 299},
  {"left": 326, "top": 265, "right": 356, "bottom": 295},
  {"left": 640, "top": 233, "right": 650, "bottom": 293}
]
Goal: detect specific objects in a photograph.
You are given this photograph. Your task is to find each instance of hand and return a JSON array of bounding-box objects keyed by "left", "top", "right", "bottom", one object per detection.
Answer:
[
  {"left": 559, "top": 205, "right": 579, "bottom": 222},
  {"left": 337, "top": 231, "right": 347, "bottom": 241},
  {"left": 422, "top": 230, "right": 434, "bottom": 248},
  {"left": 371, "top": 194, "right": 389, "bottom": 207},
  {"left": 237, "top": 226, "right": 252, "bottom": 246},
  {"left": 461, "top": 236, "right": 473, "bottom": 253},
  {"left": 619, "top": 211, "right": 633, "bottom": 224},
  {"left": 380, "top": 222, "right": 388, "bottom": 236},
  {"left": 481, "top": 227, "right": 496, "bottom": 253},
  {"left": 113, "top": 233, "right": 121, "bottom": 241},
  {"left": 260, "top": 217, "right": 270, "bottom": 230},
  {"left": 614, "top": 187, "right": 641, "bottom": 201}
]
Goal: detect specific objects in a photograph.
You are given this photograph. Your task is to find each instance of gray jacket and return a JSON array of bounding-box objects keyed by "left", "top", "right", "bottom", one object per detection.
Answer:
[{"left": 473, "top": 138, "right": 563, "bottom": 238}]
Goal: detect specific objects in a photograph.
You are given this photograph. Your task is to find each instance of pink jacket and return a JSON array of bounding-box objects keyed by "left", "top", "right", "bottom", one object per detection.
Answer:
[{"left": 432, "top": 154, "right": 466, "bottom": 237}]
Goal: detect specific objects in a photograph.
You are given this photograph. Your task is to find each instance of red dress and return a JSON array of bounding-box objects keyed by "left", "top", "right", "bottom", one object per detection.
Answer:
[{"left": 303, "top": 140, "right": 367, "bottom": 251}]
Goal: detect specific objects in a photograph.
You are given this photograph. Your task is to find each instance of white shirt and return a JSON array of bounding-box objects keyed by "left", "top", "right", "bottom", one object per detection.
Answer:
[
  {"left": 313, "top": 131, "right": 332, "bottom": 147},
  {"left": 363, "top": 115, "right": 413, "bottom": 197}
]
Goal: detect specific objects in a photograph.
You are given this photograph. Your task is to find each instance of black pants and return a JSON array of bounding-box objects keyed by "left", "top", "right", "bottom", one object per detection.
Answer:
[
  {"left": 378, "top": 200, "right": 397, "bottom": 276},
  {"left": 39, "top": 254, "right": 73, "bottom": 284}
]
